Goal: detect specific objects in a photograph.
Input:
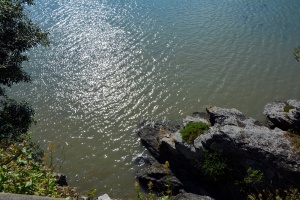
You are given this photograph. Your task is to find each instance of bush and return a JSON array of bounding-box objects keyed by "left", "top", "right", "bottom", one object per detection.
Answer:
[
  {"left": 284, "top": 105, "right": 295, "bottom": 112},
  {"left": 202, "top": 150, "right": 229, "bottom": 182},
  {"left": 0, "top": 99, "right": 35, "bottom": 141},
  {"left": 0, "top": 140, "right": 59, "bottom": 197},
  {"left": 180, "top": 122, "right": 209, "bottom": 144}
]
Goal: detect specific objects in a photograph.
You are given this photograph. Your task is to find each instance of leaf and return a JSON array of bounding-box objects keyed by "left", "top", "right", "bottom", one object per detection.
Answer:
[
  {"left": 25, "top": 179, "right": 32, "bottom": 187},
  {"left": 17, "top": 157, "right": 27, "bottom": 164},
  {"left": 87, "top": 189, "right": 97, "bottom": 197}
]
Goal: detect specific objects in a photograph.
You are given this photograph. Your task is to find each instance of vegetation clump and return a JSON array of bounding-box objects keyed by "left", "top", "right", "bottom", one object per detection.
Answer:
[
  {"left": 202, "top": 150, "right": 229, "bottom": 182},
  {"left": 0, "top": 0, "right": 49, "bottom": 140},
  {"left": 284, "top": 105, "right": 295, "bottom": 112},
  {"left": 180, "top": 121, "right": 209, "bottom": 144},
  {"left": 0, "top": 139, "right": 59, "bottom": 197}
]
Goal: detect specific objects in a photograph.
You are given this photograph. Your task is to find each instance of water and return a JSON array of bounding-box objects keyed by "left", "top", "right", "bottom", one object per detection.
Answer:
[{"left": 7, "top": 0, "right": 300, "bottom": 198}]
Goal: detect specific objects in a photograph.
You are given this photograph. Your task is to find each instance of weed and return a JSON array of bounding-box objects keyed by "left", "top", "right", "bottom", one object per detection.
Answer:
[
  {"left": 202, "top": 150, "right": 228, "bottom": 182},
  {"left": 244, "top": 167, "right": 263, "bottom": 186},
  {"left": 284, "top": 105, "right": 295, "bottom": 112},
  {"left": 0, "top": 140, "right": 59, "bottom": 197},
  {"left": 285, "top": 131, "right": 300, "bottom": 155},
  {"left": 180, "top": 122, "right": 209, "bottom": 144}
]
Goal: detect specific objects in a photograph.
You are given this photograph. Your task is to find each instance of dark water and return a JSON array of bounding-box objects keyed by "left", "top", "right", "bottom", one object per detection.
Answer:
[{"left": 8, "top": 0, "right": 300, "bottom": 198}]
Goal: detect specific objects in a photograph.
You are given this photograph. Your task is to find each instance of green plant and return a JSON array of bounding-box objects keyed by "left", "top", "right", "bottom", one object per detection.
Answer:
[
  {"left": 244, "top": 167, "right": 263, "bottom": 185},
  {"left": 85, "top": 189, "right": 97, "bottom": 200},
  {"left": 284, "top": 105, "right": 295, "bottom": 112},
  {"left": 0, "top": 0, "right": 49, "bottom": 141},
  {"left": 247, "top": 188, "right": 300, "bottom": 200},
  {"left": 135, "top": 181, "right": 144, "bottom": 200},
  {"left": 162, "top": 161, "right": 172, "bottom": 197},
  {"left": 202, "top": 150, "right": 228, "bottom": 182},
  {"left": 180, "top": 122, "right": 209, "bottom": 144},
  {"left": 285, "top": 131, "right": 300, "bottom": 154},
  {"left": 294, "top": 45, "right": 300, "bottom": 62},
  {"left": 0, "top": 140, "right": 59, "bottom": 197}
]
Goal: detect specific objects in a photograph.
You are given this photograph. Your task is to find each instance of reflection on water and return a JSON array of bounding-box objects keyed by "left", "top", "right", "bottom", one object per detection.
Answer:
[{"left": 8, "top": 0, "right": 300, "bottom": 197}]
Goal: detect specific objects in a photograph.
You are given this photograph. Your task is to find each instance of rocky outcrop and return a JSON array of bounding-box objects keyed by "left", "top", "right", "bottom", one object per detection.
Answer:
[
  {"left": 136, "top": 157, "right": 183, "bottom": 195},
  {"left": 264, "top": 99, "right": 300, "bottom": 132},
  {"left": 137, "top": 103, "right": 300, "bottom": 199}
]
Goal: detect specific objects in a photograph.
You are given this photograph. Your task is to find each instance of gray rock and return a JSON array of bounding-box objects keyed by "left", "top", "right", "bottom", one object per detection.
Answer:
[
  {"left": 0, "top": 193, "right": 63, "bottom": 200},
  {"left": 202, "top": 106, "right": 300, "bottom": 189},
  {"left": 137, "top": 158, "right": 183, "bottom": 195},
  {"left": 137, "top": 105, "right": 300, "bottom": 199},
  {"left": 52, "top": 172, "right": 68, "bottom": 186},
  {"left": 173, "top": 192, "right": 215, "bottom": 200},
  {"left": 264, "top": 99, "right": 300, "bottom": 132},
  {"left": 97, "top": 194, "right": 111, "bottom": 200},
  {"left": 183, "top": 115, "right": 210, "bottom": 126}
]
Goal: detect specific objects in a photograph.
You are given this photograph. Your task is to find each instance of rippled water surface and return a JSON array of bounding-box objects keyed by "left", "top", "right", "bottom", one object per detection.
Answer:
[{"left": 8, "top": 0, "right": 300, "bottom": 198}]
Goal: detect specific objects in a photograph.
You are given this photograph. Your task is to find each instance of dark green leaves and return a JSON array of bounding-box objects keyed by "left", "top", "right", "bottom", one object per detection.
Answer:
[
  {"left": 0, "top": 0, "right": 49, "bottom": 141},
  {"left": 0, "top": 0, "right": 49, "bottom": 87}
]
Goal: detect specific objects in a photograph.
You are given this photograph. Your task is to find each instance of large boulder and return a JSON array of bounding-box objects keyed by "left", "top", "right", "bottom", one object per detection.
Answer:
[
  {"left": 202, "top": 106, "right": 300, "bottom": 189},
  {"left": 137, "top": 105, "right": 300, "bottom": 199},
  {"left": 264, "top": 99, "right": 300, "bottom": 132}
]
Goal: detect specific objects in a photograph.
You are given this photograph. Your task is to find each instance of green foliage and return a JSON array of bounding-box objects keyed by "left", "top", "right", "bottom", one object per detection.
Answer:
[
  {"left": 0, "top": 0, "right": 49, "bottom": 142},
  {"left": 284, "top": 105, "right": 295, "bottom": 112},
  {"left": 0, "top": 99, "right": 35, "bottom": 141},
  {"left": 202, "top": 150, "right": 229, "bottom": 182},
  {"left": 0, "top": 0, "right": 49, "bottom": 87},
  {"left": 0, "top": 140, "right": 59, "bottom": 197},
  {"left": 247, "top": 188, "right": 300, "bottom": 200},
  {"left": 85, "top": 189, "right": 97, "bottom": 200},
  {"left": 285, "top": 131, "right": 300, "bottom": 154},
  {"left": 294, "top": 46, "right": 300, "bottom": 62},
  {"left": 180, "top": 122, "right": 209, "bottom": 144},
  {"left": 244, "top": 167, "right": 263, "bottom": 186}
]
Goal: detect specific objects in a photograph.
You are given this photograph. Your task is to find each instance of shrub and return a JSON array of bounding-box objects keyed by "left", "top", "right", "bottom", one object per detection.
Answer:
[
  {"left": 244, "top": 167, "right": 263, "bottom": 184},
  {"left": 202, "top": 150, "right": 229, "bottom": 182},
  {"left": 0, "top": 140, "right": 59, "bottom": 197},
  {"left": 180, "top": 122, "right": 209, "bottom": 144},
  {"left": 284, "top": 105, "right": 295, "bottom": 112}
]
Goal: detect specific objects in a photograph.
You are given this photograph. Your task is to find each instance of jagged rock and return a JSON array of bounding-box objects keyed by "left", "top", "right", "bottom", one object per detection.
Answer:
[
  {"left": 264, "top": 99, "right": 300, "bottom": 132},
  {"left": 137, "top": 158, "right": 183, "bottom": 195},
  {"left": 202, "top": 106, "right": 300, "bottom": 189},
  {"left": 137, "top": 105, "right": 300, "bottom": 199}
]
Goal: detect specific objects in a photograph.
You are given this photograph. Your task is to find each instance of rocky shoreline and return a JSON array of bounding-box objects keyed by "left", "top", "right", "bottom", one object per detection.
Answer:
[{"left": 136, "top": 100, "right": 300, "bottom": 199}]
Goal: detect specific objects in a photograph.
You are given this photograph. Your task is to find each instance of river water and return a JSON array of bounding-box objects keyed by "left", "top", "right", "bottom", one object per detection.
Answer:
[{"left": 8, "top": 0, "right": 300, "bottom": 198}]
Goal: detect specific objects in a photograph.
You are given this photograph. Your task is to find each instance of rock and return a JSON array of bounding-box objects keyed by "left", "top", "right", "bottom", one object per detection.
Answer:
[
  {"left": 137, "top": 158, "right": 183, "bottom": 195},
  {"left": 52, "top": 172, "right": 68, "bottom": 186},
  {"left": 202, "top": 106, "right": 300, "bottom": 190},
  {"left": 173, "top": 192, "right": 215, "bottom": 200},
  {"left": 183, "top": 114, "right": 210, "bottom": 126},
  {"left": 264, "top": 99, "right": 300, "bottom": 132},
  {"left": 98, "top": 194, "right": 111, "bottom": 200},
  {"left": 137, "top": 105, "right": 300, "bottom": 199}
]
